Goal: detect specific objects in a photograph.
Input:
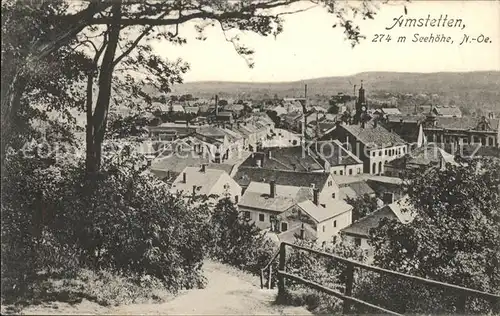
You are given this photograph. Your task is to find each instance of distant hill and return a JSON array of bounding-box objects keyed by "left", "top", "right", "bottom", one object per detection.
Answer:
[{"left": 169, "top": 71, "right": 500, "bottom": 114}]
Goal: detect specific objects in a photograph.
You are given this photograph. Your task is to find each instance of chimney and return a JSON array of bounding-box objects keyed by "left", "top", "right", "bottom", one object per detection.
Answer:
[
  {"left": 201, "top": 164, "right": 206, "bottom": 173},
  {"left": 300, "top": 223, "right": 305, "bottom": 240},
  {"left": 268, "top": 150, "right": 272, "bottom": 159},
  {"left": 215, "top": 95, "right": 219, "bottom": 116},
  {"left": 313, "top": 188, "right": 319, "bottom": 206},
  {"left": 383, "top": 192, "right": 395, "bottom": 204},
  {"left": 182, "top": 172, "right": 187, "bottom": 183},
  {"left": 270, "top": 180, "right": 276, "bottom": 198}
]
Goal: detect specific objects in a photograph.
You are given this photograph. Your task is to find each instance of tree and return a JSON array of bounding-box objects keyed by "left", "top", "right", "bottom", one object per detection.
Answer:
[
  {"left": 345, "top": 194, "right": 379, "bottom": 222},
  {"left": 3, "top": 0, "right": 398, "bottom": 175},
  {"left": 367, "top": 158, "right": 500, "bottom": 313},
  {"left": 328, "top": 102, "right": 340, "bottom": 114}
]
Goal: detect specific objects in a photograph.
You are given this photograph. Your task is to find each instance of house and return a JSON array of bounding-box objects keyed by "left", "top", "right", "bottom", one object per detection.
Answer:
[
  {"left": 374, "top": 108, "right": 402, "bottom": 116},
  {"left": 384, "top": 145, "right": 457, "bottom": 177},
  {"left": 320, "top": 121, "right": 408, "bottom": 175},
  {"left": 281, "top": 111, "right": 304, "bottom": 132},
  {"left": 239, "top": 141, "right": 363, "bottom": 176},
  {"left": 238, "top": 180, "right": 352, "bottom": 245},
  {"left": 341, "top": 195, "right": 415, "bottom": 256},
  {"left": 234, "top": 167, "right": 341, "bottom": 208},
  {"left": 184, "top": 106, "right": 199, "bottom": 115},
  {"left": 149, "top": 137, "right": 236, "bottom": 183},
  {"left": 432, "top": 106, "right": 462, "bottom": 118},
  {"left": 384, "top": 114, "right": 499, "bottom": 147},
  {"left": 147, "top": 122, "right": 197, "bottom": 140},
  {"left": 170, "top": 165, "right": 241, "bottom": 203},
  {"left": 332, "top": 175, "right": 377, "bottom": 201}
]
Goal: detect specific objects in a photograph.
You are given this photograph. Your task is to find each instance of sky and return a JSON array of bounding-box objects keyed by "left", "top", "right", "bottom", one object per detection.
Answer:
[{"left": 153, "top": 0, "right": 500, "bottom": 82}]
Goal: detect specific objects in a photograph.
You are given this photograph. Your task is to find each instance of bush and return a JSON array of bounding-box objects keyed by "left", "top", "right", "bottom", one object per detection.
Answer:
[
  {"left": 1, "top": 146, "right": 211, "bottom": 303},
  {"left": 208, "top": 198, "right": 277, "bottom": 275}
]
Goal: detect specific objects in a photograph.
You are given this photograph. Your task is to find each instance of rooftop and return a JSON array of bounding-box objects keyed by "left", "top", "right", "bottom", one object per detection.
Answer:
[
  {"left": 341, "top": 195, "right": 415, "bottom": 238},
  {"left": 238, "top": 181, "right": 311, "bottom": 212},
  {"left": 341, "top": 122, "right": 406, "bottom": 148},
  {"left": 234, "top": 167, "right": 330, "bottom": 190},
  {"left": 171, "top": 166, "right": 229, "bottom": 196},
  {"left": 296, "top": 199, "right": 352, "bottom": 223}
]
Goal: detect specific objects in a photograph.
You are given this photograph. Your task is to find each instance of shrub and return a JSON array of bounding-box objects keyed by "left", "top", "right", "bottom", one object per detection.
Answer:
[{"left": 1, "top": 145, "right": 210, "bottom": 303}]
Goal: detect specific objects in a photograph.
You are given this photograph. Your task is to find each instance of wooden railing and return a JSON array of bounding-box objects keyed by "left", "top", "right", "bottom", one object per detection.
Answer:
[
  {"left": 275, "top": 242, "right": 500, "bottom": 315},
  {"left": 260, "top": 249, "right": 280, "bottom": 289}
]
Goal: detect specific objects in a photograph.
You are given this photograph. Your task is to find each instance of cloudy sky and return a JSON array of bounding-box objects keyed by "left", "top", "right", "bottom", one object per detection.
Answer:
[{"left": 153, "top": 0, "right": 500, "bottom": 82}]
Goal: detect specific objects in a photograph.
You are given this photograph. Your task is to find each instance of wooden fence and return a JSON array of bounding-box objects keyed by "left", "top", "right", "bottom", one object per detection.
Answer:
[{"left": 267, "top": 242, "right": 500, "bottom": 315}]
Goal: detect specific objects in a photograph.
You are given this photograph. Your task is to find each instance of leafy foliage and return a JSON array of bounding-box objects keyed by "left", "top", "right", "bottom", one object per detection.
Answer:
[
  {"left": 208, "top": 198, "right": 276, "bottom": 275},
  {"left": 344, "top": 194, "right": 379, "bottom": 221},
  {"left": 362, "top": 158, "right": 500, "bottom": 313},
  {"left": 1, "top": 146, "right": 211, "bottom": 300}
]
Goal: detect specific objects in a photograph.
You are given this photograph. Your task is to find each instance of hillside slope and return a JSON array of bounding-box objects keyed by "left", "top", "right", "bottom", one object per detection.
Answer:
[
  {"left": 168, "top": 71, "right": 500, "bottom": 113},
  {"left": 171, "top": 71, "right": 500, "bottom": 97}
]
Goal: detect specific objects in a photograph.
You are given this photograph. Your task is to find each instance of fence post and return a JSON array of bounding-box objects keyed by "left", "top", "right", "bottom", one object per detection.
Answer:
[
  {"left": 278, "top": 242, "right": 286, "bottom": 297},
  {"left": 268, "top": 264, "right": 272, "bottom": 289},
  {"left": 260, "top": 269, "right": 264, "bottom": 289},
  {"left": 343, "top": 262, "right": 354, "bottom": 314},
  {"left": 456, "top": 293, "right": 466, "bottom": 314}
]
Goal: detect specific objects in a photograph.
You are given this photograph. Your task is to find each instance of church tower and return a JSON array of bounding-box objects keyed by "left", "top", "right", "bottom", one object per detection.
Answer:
[{"left": 354, "top": 81, "right": 368, "bottom": 124}]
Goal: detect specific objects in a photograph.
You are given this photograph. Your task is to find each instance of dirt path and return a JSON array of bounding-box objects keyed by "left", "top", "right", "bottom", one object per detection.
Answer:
[
  {"left": 108, "top": 261, "right": 310, "bottom": 315},
  {"left": 9, "top": 261, "right": 310, "bottom": 315}
]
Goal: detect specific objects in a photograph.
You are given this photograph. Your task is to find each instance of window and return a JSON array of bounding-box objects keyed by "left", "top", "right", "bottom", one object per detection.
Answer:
[
  {"left": 332, "top": 193, "right": 336, "bottom": 199},
  {"left": 378, "top": 151, "right": 382, "bottom": 157},
  {"left": 339, "top": 170, "right": 343, "bottom": 175},
  {"left": 328, "top": 180, "right": 333, "bottom": 187},
  {"left": 385, "top": 149, "right": 388, "bottom": 156},
  {"left": 333, "top": 220, "right": 337, "bottom": 228},
  {"left": 322, "top": 225, "right": 326, "bottom": 233},
  {"left": 281, "top": 222, "right": 288, "bottom": 232},
  {"left": 357, "top": 168, "right": 361, "bottom": 174},
  {"left": 372, "top": 162, "right": 377, "bottom": 174},
  {"left": 243, "top": 211, "right": 250, "bottom": 219},
  {"left": 259, "top": 213, "right": 265, "bottom": 222},
  {"left": 355, "top": 238, "right": 362, "bottom": 247},
  {"left": 349, "top": 168, "right": 353, "bottom": 175},
  {"left": 372, "top": 151, "right": 376, "bottom": 157},
  {"left": 333, "top": 171, "right": 337, "bottom": 175},
  {"left": 378, "top": 161, "right": 383, "bottom": 175},
  {"left": 235, "top": 195, "right": 239, "bottom": 203},
  {"left": 333, "top": 236, "right": 337, "bottom": 244},
  {"left": 322, "top": 241, "right": 326, "bottom": 248}
]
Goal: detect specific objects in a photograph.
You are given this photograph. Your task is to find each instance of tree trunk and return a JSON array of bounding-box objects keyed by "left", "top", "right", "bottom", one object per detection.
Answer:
[
  {"left": 85, "top": 1, "right": 122, "bottom": 174},
  {"left": 1, "top": 72, "right": 27, "bottom": 170}
]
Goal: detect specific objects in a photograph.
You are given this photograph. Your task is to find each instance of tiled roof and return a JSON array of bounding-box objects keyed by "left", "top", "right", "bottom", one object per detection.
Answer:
[
  {"left": 433, "top": 116, "right": 499, "bottom": 131},
  {"left": 347, "top": 181, "right": 375, "bottom": 197},
  {"left": 239, "top": 182, "right": 308, "bottom": 212},
  {"left": 433, "top": 106, "right": 462, "bottom": 117},
  {"left": 339, "top": 186, "right": 357, "bottom": 200},
  {"left": 196, "top": 126, "right": 227, "bottom": 138},
  {"left": 296, "top": 199, "right": 352, "bottom": 223},
  {"left": 311, "top": 140, "right": 362, "bottom": 166},
  {"left": 341, "top": 196, "right": 415, "bottom": 238},
  {"left": 386, "top": 115, "right": 425, "bottom": 124},
  {"left": 240, "top": 147, "right": 324, "bottom": 172},
  {"left": 184, "top": 106, "right": 199, "bottom": 114},
  {"left": 380, "top": 108, "right": 402, "bottom": 115},
  {"left": 151, "top": 154, "right": 234, "bottom": 175},
  {"left": 171, "top": 166, "right": 229, "bottom": 196},
  {"left": 278, "top": 225, "right": 317, "bottom": 243},
  {"left": 234, "top": 167, "right": 330, "bottom": 190},
  {"left": 341, "top": 122, "right": 406, "bottom": 148}
]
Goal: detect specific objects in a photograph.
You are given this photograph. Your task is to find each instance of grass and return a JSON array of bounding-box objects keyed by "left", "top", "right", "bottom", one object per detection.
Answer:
[{"left": 1, "top": 268, "right": 172, "bottom": 314}]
